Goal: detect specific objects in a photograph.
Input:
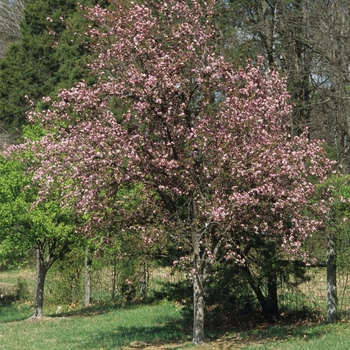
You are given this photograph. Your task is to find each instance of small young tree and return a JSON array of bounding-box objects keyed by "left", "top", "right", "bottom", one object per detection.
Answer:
[
  {"left": 18, "top": 0, "right": 332, "bottom": 342},
  {"left": 0, "top": 126, "right": 79, "bottom": 318},
  {"left": 315, "top": 175, "right": 350, "bottom": 323}
]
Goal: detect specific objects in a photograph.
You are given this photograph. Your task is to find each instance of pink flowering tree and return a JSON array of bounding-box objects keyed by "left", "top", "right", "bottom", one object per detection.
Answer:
[{"left": 18, "top": 0, "right": 332, "bottom": 343}]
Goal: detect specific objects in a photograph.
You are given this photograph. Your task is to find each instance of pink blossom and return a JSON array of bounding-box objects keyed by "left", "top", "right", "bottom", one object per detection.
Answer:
[{"left": 8, "top": 0, "right": 333, "bottom": 325}]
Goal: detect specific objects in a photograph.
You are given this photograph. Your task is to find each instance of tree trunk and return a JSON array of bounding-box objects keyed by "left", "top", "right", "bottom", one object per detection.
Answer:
[
  {"left": 241, "top": 240, "right": 280, "bottom": 321},
  {"left": 84, "top": 247, "right": 91, "bottom": 307},
  {"left": 191, "top": 220, "right": 207, "bottom": 345},
  {"left": 327, "top": 230, "right": 337, "bottom": 323},
  {"left": 139, "top": 261, "right": 147, "bottom": 299},
  {"left": 111, "top": 256, "right": 117, "bottom": 301},
  {"left": 192, "top": 267, "right": 205, "bottom": 344},
  {"left": 265, "top": 243, "right": 279, "bottom": 318},
  {"left": 242, "top": 263, "right": 274, "bottom": 321},
  {"left": 266, "top": 269, "right": 279, "bottom": 318},
  {"left": 32, "top": 248, "right": 48, "bottom": 318}
]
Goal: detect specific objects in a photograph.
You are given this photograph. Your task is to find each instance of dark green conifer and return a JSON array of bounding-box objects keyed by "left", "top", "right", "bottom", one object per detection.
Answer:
[{"left": 0, "top": 0, "right": 102, "bottom": 129}]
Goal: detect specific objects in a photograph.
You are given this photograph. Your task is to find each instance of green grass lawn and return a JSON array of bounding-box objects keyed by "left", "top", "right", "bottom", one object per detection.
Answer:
[
  {"left": 2, "top": 299, "right": 350, "bottom": 349},
  {"left": 0, "top": 301, "right": 189, "bottom": 350},
  {"left": 2, "top": 267, "right": 350, "bottom": 349},
  {"left": 243, "top": 321, "right": 350, "bottom": 349}
]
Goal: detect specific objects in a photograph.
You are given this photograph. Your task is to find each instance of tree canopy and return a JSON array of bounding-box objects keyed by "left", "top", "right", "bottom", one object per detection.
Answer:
[
  {"left": 12, "top": 0, "right": 333, "bottom": 342},
  {"left": 0, "top": 124, "right": 79, "bottom": 317}
]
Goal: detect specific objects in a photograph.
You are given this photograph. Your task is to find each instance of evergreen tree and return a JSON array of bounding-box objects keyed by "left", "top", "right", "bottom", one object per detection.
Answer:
[{"left": 0, "top": 0, "right": 103, "bottom": 130}]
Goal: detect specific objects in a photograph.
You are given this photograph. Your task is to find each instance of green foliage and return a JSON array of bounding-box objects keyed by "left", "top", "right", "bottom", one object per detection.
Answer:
[
  {"left": 92, "top": 249, "right": 148, "bottom": 303},
  {"left": 206, "top": 263, "right": 257, "bottom": 310},
  {"left": 21, "top": 121, "right": 46, "bottom": 141},
  {"left": 323, "top": 143, "right": 339, "bottom": 162},
  {"left": 0, "top": 156, "right": 33, "bottom": 265},
  {"left": 154, "top": 280, "right": 193, "bottom": 305},
  {"left": 46, "top": 247, "right": 85, "bottom": 305},
  {"left": 214, "top": 1, "right": 261, "bottom": 68},
  {"left": 0, "top": 0, "right": 104, "bottom": 129},
  {"left": 0, "top": 124, "right": 79, "bottom": 268},
  {"left": 315, "top": 175, "right": 350, "bottom": 270},
  {"left": 46, "top": 244, "right": 154, "bottom": 305},
  {"left": 114, "top": 257, "right": 139, "bottom": 301},
  {"left": 15, "top": 277, "right": 30, "bottom": 301}
]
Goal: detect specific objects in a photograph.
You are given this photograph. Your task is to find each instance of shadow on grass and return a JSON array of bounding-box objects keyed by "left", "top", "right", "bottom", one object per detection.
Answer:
[
  {"left": 45, "top": 300, "right": 192, "bottom": 348},
  {"left": 51, "top": 301, "right": 327, "bottom": 349},
  {"left": 48, "top": 300, "right": 158, "bottom": 318},
  {"left": 79, "top": 322, "right": 190, "bottom": 349},
  {"left": 72, "top": 318, "right": 331, "bottom": 350},
  {"left": 242, "top": 323, "right": 328, "bottom": 342},
  {"left": 0, "top": 299, "right": 33, "bottom": 323},
  {"left": 48, "top": 302, "right": 120, "bottom": 318},
  {"left": 1, "top": 298, "right": 331, "bottom": 349}
]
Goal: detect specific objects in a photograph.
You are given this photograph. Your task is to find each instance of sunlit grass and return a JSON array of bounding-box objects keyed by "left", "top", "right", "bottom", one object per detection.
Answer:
[
  {"left": 0, "top": 301, "right": 32, "bottom": 322},
  {"left": 0, "top": 300, "right": 188, "bottom": 350},
  {"left": 3, "top": 267, "right": 350, "bottom": 349},
  {"left": 242, "top": 322, "right": 350, "bottom": 350},
  {"left": 3, "top": 298, "right": 350, "bottom": 349}
]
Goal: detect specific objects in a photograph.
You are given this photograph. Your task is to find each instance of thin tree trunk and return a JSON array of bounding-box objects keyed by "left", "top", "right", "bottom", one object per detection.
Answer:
[
  {"left": 327, "top": 230, "right": 337, "bottom": 323},
  {"left": 266, "top": 270, "right": 278, "bottom": 317},
  {"left": 192, "top": 263, "right": 205, "bottom": 344},
  {"left": 265, "top": 243, "right": 279, "bottom": 318},
  {"left": 84, "top": 247, "right": 91, "bottom": 307},
  {"left": 242, "top": 263, "right": 275, "bottom": 321},
  {"left": 111, "top": 256, "right": 117, "bottom": 301},
  {"left": 191, "top": 219, "right": 206, "bottom": 345},
  {"left": 32, "top": 248, "right": 48, "bottom": 318},
  {"left": 140, "top": 261, "right": 147, "bottom": 299}
]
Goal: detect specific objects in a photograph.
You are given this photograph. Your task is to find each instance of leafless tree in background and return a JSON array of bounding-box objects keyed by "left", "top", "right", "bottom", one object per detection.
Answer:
[
  {"left": 309, "top": 1, "right": 350, "bottom": 173},
  {"left": 226, "top": 0, "right": 350, "bottom": 172},
  {"left": 0, "top": 0, "right": 24, "bottom": 57}
]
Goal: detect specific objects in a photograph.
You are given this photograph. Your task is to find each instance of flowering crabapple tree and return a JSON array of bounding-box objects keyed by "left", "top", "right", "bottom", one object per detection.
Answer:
[{"left": 20, "top": 0, "right": 332, "bottom": 343}]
